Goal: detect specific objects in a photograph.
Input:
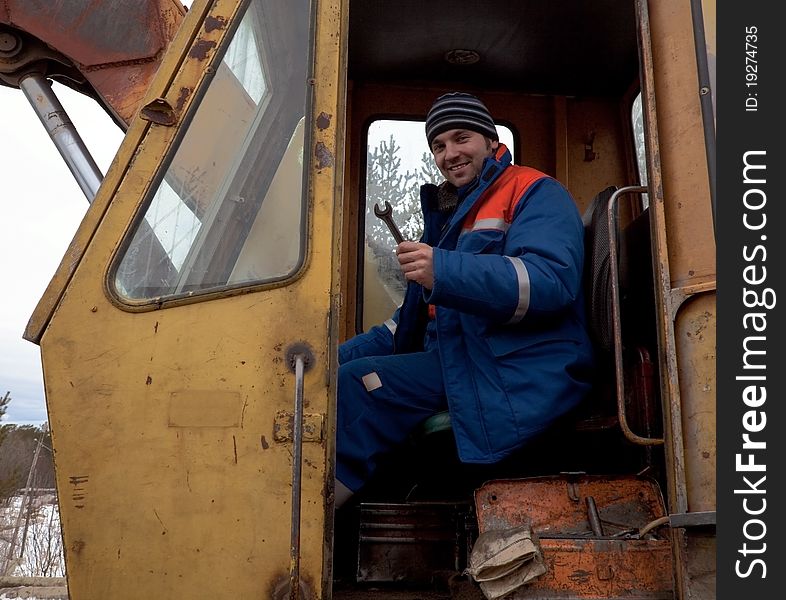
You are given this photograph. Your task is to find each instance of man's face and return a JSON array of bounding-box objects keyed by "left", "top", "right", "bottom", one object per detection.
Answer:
[{"left": 430, "top": 129, "right": 498, "bottom": 188}]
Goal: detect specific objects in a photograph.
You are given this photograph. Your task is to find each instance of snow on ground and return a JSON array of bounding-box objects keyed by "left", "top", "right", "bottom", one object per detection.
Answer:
[{"left": 1, "top": 495, "right": 66, "bottom": 599}]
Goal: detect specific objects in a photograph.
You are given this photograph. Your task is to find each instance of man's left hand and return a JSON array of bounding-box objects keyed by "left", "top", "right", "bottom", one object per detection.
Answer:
[{"left": 397, "top": 241, "right": 434, "bottom": 289}]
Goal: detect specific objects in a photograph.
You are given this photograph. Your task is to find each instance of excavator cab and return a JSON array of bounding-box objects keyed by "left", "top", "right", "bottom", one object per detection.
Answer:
[{"left": 5, "top": 0, "right": 715, "bottom": 598}]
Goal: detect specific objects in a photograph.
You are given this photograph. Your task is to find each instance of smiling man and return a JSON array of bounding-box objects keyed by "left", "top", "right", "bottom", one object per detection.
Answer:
[{"left": 334, "top": 92, "right": 593, "bottom": 508}]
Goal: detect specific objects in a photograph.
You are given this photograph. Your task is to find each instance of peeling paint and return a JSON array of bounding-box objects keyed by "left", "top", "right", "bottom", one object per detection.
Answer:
[
  {"left": 174, "top": 86, "right": 192, "bottom": 112},
  {"left": 189, "top": 39, "right": 217, "bottom": 60},
  {"left": 260, "top": 435, "right": 270, "bottom": 450},
  {"left": 204, "top": 15, "right": 227, "bottom": 33},
  {"left": 316, "top": 112, "right": 331, "bottom": 130},
  {"left": 315, "top": 141, "right": 334, "bottom": 169},
  {"left": 686, "top": 310, "right": 712, "bottom": 340}
]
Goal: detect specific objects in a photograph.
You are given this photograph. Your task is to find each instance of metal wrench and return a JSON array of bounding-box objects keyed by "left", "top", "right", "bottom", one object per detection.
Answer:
[{"left": 373, "top": 201, "right": 404, "bottom": 244}]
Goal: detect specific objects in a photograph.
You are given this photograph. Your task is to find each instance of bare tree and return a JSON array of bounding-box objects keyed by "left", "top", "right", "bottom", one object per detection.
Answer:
[
  {"left": 365, "top": 135, "right": 418, "bottom": 250},
  {"left": 18, "top": 498, "right": 64, "bottom": 578},
  {"left": 1, "top": 410, "right": 62, "bottom": 578}
]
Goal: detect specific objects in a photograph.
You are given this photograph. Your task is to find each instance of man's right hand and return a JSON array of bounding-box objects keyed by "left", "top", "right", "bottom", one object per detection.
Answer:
[{"left": 396, "top": 241, "right": 434, "bottom": 289}]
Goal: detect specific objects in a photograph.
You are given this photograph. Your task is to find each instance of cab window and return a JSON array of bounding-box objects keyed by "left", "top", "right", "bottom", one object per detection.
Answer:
[
  {"left": 113, "top": 0, "right": 311, "bottom": 303},
  {"left": 360, "top": 119, "right": 515, "bottom": 331},
  {"left": 631, "top": 92, "right": 649, "bottom": 207}
]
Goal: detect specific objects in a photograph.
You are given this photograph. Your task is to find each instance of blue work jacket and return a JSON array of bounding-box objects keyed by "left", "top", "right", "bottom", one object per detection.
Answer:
[{"left": 344, "top": 145, "right": 594, "bottom": 463}]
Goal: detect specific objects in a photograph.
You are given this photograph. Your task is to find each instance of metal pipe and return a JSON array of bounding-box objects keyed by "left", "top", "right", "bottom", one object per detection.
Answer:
[
  {"left": 638, "top": 516, "right": 670, "bottom": 539},
  {"left": 289, "top": 354, "right": 306, "bottom": 600},
  {"left": 585, "top": 496, "right": 605, "bottom": 537},
  {"left": 606, "top": 186, "right": 664, "bottom": 446},
  {"left": 689, "top": 0, "right": 716, "bottom": 240},
  {"left": 18, "top": 72, "right": 103, "bottom": 202}
]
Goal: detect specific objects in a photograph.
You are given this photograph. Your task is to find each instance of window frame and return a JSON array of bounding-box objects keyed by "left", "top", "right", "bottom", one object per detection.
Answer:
[
  {"left": 106, "top": 0, "right": 317, "bottom": 311},
  {"left": 355, "top": 115, "right": 518, "bottom": 334}
]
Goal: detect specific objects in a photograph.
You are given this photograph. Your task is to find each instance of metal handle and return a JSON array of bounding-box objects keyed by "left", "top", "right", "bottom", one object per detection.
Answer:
[
  {"left": 288, "top": 354, "right": 306, "bottom": 599},
  {"left": 607, "top": 186, "right": 664, "bottom": 446},
  {"left": 283, "top": 343, "right": 314, "bottom": 600}
]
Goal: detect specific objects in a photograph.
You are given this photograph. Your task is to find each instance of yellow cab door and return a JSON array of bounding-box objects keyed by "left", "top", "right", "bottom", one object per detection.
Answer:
[{"left": 25, "top": 0, "right": 345, "bottom": 597}]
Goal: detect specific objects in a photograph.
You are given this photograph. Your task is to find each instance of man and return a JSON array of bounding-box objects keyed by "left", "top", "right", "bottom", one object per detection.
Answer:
[{"left": 335, "top": 92, "right": 593, "bottom": 507}]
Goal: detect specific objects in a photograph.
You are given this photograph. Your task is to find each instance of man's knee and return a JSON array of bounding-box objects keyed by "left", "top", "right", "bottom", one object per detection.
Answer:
[{"left": 338, "top": 358, "right": 383, "bottom": 394}]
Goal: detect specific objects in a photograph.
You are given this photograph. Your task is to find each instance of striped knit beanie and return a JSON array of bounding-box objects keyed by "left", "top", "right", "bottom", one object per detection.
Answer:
[{"left": 425, "top": 92, "right": 498, "bottom": 145}]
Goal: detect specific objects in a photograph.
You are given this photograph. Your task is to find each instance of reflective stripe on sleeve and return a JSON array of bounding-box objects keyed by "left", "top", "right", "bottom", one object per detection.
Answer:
[
  {"left": 384, "top": 319, "right": 397, "bottom": 335},
  {"left": 472, "top": 218, "right": 510, "bottom": 233},
  {"left": 505, "top": 256, "right": 531, "bottom": 323},
  {"left": 461, "top": 218, "right": 510, "bottom": 235}
]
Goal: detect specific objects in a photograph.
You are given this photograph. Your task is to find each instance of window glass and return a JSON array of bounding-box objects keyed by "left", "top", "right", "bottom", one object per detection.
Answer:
[
  {"left": 114, "top": 0, "right": 310, "bottom": 302},
  {"left": 361, "top": 120, "right": 515, "bottom": 331},
  {"left": 631, "top": 92, "right": 649, "bottom": 208}
]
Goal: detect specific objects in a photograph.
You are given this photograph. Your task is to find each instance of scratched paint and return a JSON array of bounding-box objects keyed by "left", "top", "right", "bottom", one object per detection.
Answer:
[{"left": 174, "top": 86, "right": 192, "bottom": 112}]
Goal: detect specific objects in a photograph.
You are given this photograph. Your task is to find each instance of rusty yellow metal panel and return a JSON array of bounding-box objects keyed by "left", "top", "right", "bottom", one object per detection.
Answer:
[
  {"left": 675, "top": 293, "right": 716, "bottom": 513},
  {"left": 35, "top": 0, "right": 347, "bottom": 598},
  {"left": 647, "top": 0, "right": 715, "bottom": 289},
  {"left": 637, "top": 1, "right": 716, "bottom": 598}
]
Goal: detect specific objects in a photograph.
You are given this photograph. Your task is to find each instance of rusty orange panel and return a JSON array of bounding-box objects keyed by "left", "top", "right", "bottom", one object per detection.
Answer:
[
  {"left": 4, "top": 0, "right": 183, "bottom": 65},
  {"left": 2, "top": 0, "right": 185, "bottom": 124},
  {"left": 476, "top": 475, "right": 667, "bottom": 534},
  {"left": 519, "top": 538, "right": 673, "bottom": 599},
  {"left": 475, "top": 475, "right": 674, "bottom": 599}
]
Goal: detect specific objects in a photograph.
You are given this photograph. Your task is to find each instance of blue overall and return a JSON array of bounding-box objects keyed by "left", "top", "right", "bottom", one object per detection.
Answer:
[{"left": 337, "top": 146, "right": 594, "bottom": 492}]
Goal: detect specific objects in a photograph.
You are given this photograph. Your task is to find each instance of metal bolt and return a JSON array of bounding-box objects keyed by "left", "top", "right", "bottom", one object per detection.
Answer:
[
  {"left": 700, "top": 86, "right": 710, "bottom": 96},
  {"left": 0, "top": 31, "right": 21, "bottom": 56}
]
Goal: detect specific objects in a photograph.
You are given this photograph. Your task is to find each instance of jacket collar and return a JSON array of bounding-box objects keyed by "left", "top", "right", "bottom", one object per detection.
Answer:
[
  {"left": 441, "top": 144, "right": 511, "bottom": 244},
  {"left": 456, "top": 143, "right": 512, "bottom": 199}
]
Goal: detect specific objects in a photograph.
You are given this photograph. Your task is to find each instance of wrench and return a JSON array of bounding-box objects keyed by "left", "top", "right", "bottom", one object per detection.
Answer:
[{"left": 373, "top": 201, "right": 404, "bottom": 244}]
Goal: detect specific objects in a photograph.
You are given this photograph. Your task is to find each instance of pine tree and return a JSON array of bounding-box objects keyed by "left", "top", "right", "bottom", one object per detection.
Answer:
[
  {"left": 364, "top": 135, "right": 445, "bottom": 300},
  {"left": 400, "top": 151, "right": 444, "bottom": 240},
  {"left": 365, "top": 135, "right": 417, "bottom": 251},
  {"left": 1, "top": 391, "right": 16, "bottom": 503}
]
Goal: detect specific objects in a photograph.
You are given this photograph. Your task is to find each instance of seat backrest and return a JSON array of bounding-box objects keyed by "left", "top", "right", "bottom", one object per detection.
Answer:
[
  {"left": 581, "top": 186, "right": 618, "bottom": 354},
  {"left": 417, "top": 185, "right": 637, "bottom": 440}
]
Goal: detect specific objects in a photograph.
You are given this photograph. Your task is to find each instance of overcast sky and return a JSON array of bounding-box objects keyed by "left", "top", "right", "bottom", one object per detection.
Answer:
[{"left": 0, "top": 83, "right": 123, "bottom": 425}]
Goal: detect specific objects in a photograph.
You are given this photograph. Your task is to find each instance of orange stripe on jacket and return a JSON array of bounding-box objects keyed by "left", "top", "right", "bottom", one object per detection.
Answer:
[{"left": 461, "top": 158, "right": 549, "bottom": 233}]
